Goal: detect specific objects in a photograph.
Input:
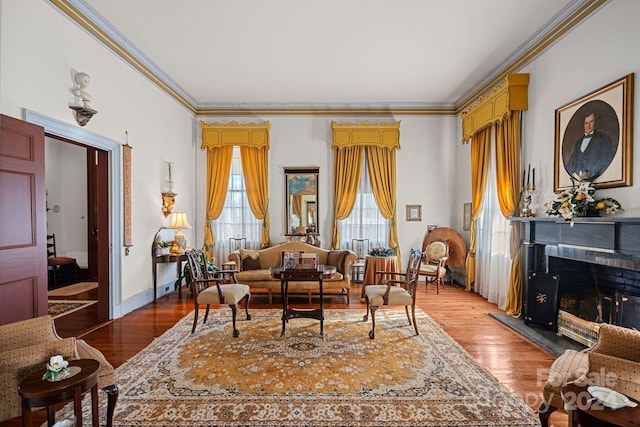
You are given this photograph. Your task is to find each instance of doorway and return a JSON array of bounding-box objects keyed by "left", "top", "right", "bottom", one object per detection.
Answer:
[{"left": 45, "top": 135, "right": 110, "bottom": 335}]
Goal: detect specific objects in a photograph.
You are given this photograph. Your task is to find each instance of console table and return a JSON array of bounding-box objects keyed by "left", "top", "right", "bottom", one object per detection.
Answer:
[
  {"left": 270, "top": 265, "right": 336, "bottom": 337},
  {"left": 152, "top": 253, "right": 187, "bottom": 300}
]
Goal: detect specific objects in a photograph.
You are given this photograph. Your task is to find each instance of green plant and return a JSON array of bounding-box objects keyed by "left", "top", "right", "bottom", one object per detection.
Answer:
[
  {"left": 159, "top": 240, "right": 172, "bottom": 248},
  {"left": 368, "top": 246, "right": 396, "bottom": 257}
]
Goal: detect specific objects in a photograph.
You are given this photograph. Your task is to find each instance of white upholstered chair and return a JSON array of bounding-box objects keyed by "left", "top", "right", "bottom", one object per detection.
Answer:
[{"left": 419, "top": 240, "right": 448, "bottom": 293}]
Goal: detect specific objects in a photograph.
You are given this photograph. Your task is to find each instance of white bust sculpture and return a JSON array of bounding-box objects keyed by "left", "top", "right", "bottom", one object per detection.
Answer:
[{"left": 72, "top": 72, "right": 92, "bottom": 107}]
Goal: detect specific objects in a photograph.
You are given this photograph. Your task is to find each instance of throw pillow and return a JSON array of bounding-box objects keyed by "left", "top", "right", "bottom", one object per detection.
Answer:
[
  {"left": 242, "top": 256, "right": 261, "bottom": 271},
  {"left": 239, "top": 248, "right": 259, "bottom": 260},
  {"left": 326, "top": 251, "right": 347, "bottom": 275}
]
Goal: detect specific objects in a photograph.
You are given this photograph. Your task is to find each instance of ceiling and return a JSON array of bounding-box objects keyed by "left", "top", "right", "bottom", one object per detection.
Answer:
[{"left": 55, "top": 0, "right": 605, "bottom": 114}]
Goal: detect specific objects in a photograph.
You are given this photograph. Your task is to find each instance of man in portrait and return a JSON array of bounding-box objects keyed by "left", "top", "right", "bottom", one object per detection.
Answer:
[{"left": 564, "top": 111, "right": 617, "bottom": 181}]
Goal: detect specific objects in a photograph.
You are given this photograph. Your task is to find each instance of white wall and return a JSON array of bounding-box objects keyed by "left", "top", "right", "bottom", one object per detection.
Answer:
[
  {"left": 519, "top": 0, "right": 640, "bottom": 217},
  {"left": 195, "top": 115, "right": 460, "bottom": 260},
  {"left": 1, "top": 0, "right": 196, "bottom": 316}
]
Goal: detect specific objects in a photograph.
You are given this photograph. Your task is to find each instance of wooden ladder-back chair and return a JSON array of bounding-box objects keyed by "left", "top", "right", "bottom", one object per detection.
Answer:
[
  {"left": 363, "top": 248, "right": 422, "bottom": 339},
  {"left": 46, "top": 234, "right": 78, "bottom": 288},
  {"left": 185, "top": 249, "right": 251, "bottom": 337},
  {"left": 350, "top": 238, "right": 369, "bottom": 284}
]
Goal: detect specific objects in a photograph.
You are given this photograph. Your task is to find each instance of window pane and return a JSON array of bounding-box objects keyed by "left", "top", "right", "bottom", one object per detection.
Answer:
[
  {"left": 211, "top": 146, "right": 261, "bottom": 265},
  {"left": 339, "top": 153, "right": 389, "bottom": 250}
]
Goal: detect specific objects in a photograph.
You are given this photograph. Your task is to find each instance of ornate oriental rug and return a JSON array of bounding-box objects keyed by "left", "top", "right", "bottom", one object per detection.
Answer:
[
  {"left": 47, "top": 299, "right": 97, "bottom": 319},
  {"left": 69, "top": 309, "right": 538, "bottom": 426}
]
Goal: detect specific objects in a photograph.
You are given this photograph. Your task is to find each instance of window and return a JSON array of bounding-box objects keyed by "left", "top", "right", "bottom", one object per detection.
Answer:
[
  {"left": 211, "top": 146, "right": 261, "bottom": 265},
  {"left": 339, "top": 154, "right": 389, "bottom": 249}
]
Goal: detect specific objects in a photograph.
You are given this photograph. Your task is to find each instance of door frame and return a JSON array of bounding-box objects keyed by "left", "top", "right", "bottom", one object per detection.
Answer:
[{"left": 25, "top": 109, "right": 122, "bottom": 318}]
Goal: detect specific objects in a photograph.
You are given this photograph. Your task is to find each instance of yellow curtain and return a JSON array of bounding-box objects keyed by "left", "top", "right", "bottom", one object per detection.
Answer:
[
  {"left": 367, "top": 146, "right": 400, "bottom": 266},
  {"left": 496, "top": 112, "right": 525, "bottom": 317},
  {"left": 240, "top": 145, "right": 271, "bottom": 248},
  {"left": 331, "top": 146, "right": 364, "bottom": 249},
  {"left": 292, "top": 195, "right": 302, "bottom": 221},
  {"left": 203, "top": 146, "right": 233, "bottom": 257},
  {"left": 465, "top": 127, "right": 491, "bottom": 291}
]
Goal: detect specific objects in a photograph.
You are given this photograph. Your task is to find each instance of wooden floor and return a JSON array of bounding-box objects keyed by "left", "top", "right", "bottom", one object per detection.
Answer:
[{"left": 3, "top": 281, "right": 569, "bottom": 427}]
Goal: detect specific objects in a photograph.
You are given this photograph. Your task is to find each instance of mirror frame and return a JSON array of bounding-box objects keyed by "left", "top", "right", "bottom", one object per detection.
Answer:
[{"left": 284, "top": 167, "right": 319, "bottom": 236}]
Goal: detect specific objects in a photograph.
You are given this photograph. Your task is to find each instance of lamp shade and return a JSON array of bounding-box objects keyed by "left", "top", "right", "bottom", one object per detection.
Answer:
[{"left": 168, "top": 211, "right": 191, "bottom": 230}]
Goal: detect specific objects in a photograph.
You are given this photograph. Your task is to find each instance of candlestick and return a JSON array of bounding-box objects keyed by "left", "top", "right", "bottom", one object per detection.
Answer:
[
  {"left": 527, "top": 164, "right": 531, "bottom": 186},
  {"left": 522, "top": 170, "right": 525, "bottom": 188},
  {"left": 532, "top": 167, "right": 535, "bottom": 187}
]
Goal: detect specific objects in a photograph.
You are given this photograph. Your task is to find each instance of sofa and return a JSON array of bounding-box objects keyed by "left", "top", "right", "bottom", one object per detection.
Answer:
[
  {"left": 0, "top": 315, "right": 118, "bottom": 427},
  {"left": 538, "top": 323, "right": 640, "bottom": 427},
  {"left": 227, "top": 241, "right": 356, "bottom": 304}
]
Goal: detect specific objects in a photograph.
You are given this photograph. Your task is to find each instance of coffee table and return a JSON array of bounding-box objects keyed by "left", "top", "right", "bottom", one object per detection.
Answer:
[
  {"left": 562, "top": 383, "right": 640, "bottom": 427},
  {"left": 19, "top": 359, "right": 100, "bottom": 427},
  {"left": 270, "top": 265, "right": 336, "bottom": 337}
]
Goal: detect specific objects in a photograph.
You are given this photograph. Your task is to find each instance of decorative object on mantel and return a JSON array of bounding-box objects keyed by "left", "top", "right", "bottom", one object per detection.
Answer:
[
  {"left": 161, "top": 162, "right": 177, "bottom": 217},
  {"left": 69, "top": 71, "right": 97, "bottom": 126},
  {"left": 520, "top": 163, "right": 536, "bottom": 217},
  {"left": 368, "top": 247, "right": 396, "bottom": 257},
  {"left": 544, "top": 178, "right": 622, "bottom": 221}
]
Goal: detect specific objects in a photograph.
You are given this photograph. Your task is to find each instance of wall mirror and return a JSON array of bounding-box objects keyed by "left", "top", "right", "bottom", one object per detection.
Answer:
[{"left": 284, "top": 167, "right": 319, "bottom": 235}]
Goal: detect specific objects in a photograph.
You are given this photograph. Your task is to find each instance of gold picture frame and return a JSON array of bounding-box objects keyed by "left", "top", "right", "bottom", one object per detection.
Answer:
[
  {"left": 406, "top": 204, "right": 422, "bottom": 222},
  {"left": 554, "top": 73, "right": 633, "bottom": 191}
]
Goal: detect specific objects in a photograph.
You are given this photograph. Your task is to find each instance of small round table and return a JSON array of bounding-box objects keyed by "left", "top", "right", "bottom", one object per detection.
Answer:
[{"left": 19, "top": 359, "right": 100, "bottom": 427}]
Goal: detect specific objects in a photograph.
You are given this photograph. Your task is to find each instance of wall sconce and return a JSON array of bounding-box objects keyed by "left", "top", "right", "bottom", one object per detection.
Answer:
[
  {"left": 69, "top": 71, "right": 97, "bottom": 126},
  {"left": 168, "top": 211, "right": 191, "bottom": 253},
  {"left": 161, "top": 161, "right": 176, "bottom": 217}
]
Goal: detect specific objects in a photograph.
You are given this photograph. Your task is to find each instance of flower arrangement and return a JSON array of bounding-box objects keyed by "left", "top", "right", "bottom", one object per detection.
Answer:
[
  {"left": 368, "top": 246, "right": 396, "bottom": 257},
  {"left": 42, "top": 355, "right": 70, "bottom": 382},
  {"left": 544, "top": 180, "right": 622, "bottom": 220}
]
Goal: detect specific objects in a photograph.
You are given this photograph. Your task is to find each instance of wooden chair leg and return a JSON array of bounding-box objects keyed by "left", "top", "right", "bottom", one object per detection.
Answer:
[
  {"left": 411, "top": 305, "right": 419, "bottom": 335},
  {"left": 191, "top": 302, "right": 200, "bottom": 333},
  {"left": 103, "top": 384, "right": 119, "bottom": 427},
  {"left": 404, "top": 305, "right": 412, "bottom": 325},
  {"left": 369, "top": 305, "right": 378, "bottom": 339},
  {"left": 363, "top": 298, "right": 370, "bottom": 322},
  {"left": 538, "top": 402, "right": 556, "bottom": 427},
  {"left": 244, "top": 294, "right": 252, "bottom": 320},
  {"left": 229, "top": 304, "right": 239, "bottom": 337},
  {"left": 203, "top": 305, "right": 210, "bottom": 324}
]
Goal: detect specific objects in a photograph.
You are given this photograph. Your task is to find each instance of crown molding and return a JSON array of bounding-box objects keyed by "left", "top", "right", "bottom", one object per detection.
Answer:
[{"left": 49, "top": 0, "right": 608, "bottom": 117}]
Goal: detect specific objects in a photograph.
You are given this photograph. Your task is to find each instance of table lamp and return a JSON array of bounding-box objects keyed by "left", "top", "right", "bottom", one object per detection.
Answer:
[{"left": 168, "top": 211, "right": 191, "bottom": 253}]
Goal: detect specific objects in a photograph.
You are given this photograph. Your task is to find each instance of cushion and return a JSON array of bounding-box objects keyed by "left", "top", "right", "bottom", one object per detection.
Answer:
[
  {"left": 242, "top": 256, "right": 261, "bottom": 271},
  {"left": 239, "top": 248, "right": 259, "bottom": 260},
  {"left": 326, "top": 251, "right": 348, "bottom": 275},
  {"left": 426, "top": 241, "right": 447, "bottom": 261}
]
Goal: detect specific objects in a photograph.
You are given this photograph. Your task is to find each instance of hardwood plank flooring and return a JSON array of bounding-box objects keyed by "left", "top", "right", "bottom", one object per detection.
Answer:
[{"left": 2, "top": 281, "right": 568, "bottom": 427}]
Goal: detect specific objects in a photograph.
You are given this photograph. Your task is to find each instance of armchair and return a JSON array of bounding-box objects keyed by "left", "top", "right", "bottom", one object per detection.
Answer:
[
  {"left": 419, "top": 240, "right": 448, "bottom": 293},
  {"left": 186, "top": 249, "right": 251, "bottom": 336},
  {"left": 363, "top": 249, "right": 422, "bottom": 339},
  {"left": 0, "top": 315, "right": 118, "bottom": 427},
  {"left": 539, "top": 323, "right": 640, "bottom": 427}
]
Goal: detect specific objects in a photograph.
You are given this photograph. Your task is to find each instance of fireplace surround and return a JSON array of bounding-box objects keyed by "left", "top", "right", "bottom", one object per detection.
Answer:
[{"left": 514, "top": 217, "right": 640, "bottom": 344}]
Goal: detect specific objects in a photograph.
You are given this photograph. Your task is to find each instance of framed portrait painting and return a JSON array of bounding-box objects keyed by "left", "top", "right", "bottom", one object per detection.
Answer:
[
  {"left": 406, "top": 204, "right": 422, "bottom": 222},
  {"left": 554, "top": 73, "right": 633, "bottom": 191}
]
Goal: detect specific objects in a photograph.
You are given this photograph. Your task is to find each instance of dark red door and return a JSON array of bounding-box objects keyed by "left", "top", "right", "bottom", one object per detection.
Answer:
[{"left": 0, "top": 114, "right": 47, "bottom": 324}]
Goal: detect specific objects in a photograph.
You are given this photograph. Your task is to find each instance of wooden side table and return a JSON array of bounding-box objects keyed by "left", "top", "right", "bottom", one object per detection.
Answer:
[
  {"left": 152, "top": 253, "right": 187, "bottom": 300},
  {"left": 270, "top": 265, "right": 336, "bottom": 337},
  {"left": 562, "top": 383, "right": 640, "bottom": 427},
  {"left": 19, "top": 359, "right": 100, "bottom": 427},
  {"left": 360, "top": 255, "right": 399, "bottom": 301}
]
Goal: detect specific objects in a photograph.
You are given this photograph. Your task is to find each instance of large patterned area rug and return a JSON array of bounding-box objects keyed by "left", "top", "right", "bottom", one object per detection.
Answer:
[{"left": 71, "top": 308, "right": 539, "bottom": 426}]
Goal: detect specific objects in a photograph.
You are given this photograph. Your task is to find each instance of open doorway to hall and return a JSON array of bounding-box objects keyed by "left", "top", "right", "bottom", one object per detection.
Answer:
[{"left": 45, "top": 136, "right": 110, "bottom": 337}]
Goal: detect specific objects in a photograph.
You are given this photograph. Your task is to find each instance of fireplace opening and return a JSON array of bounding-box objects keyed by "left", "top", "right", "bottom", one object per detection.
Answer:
[{"left": 547, "top": 256, "right": 640, "bottom": 344}]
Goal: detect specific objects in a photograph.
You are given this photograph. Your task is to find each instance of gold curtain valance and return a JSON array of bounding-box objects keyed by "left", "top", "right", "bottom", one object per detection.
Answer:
[
  {"left": 201, "top": 120, "right": 271, "bottom": 149},
  {"left": 461, "top": 74, "right": 529, "bottom": 143},
  {"left": 331, "top": 120, "right": 401, "bottom": 149}
]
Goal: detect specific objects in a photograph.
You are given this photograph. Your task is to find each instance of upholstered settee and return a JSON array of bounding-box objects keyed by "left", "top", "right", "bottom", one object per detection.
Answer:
[
  {"left": 0, "top": 315, "right": 118, "bottom": 427},
  {"left": 228, "top": 241, "right": 356, "bottom": 304},
  {"left": 538, "top": 323, "right": 640, "bottom": 427}
]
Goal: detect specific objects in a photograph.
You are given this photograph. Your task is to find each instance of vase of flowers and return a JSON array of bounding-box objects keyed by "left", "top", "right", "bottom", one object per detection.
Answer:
[
  {"left": 368, "top": 247, "right": 396, "bottom": 257},
  {"left": 544, "top": 180, "right": 622, "bottom": 220}
]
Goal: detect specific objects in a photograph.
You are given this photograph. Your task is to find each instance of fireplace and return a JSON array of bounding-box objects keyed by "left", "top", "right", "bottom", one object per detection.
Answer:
[{"left": 515, "top": 217, "right": 640, "bottom": 345}]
